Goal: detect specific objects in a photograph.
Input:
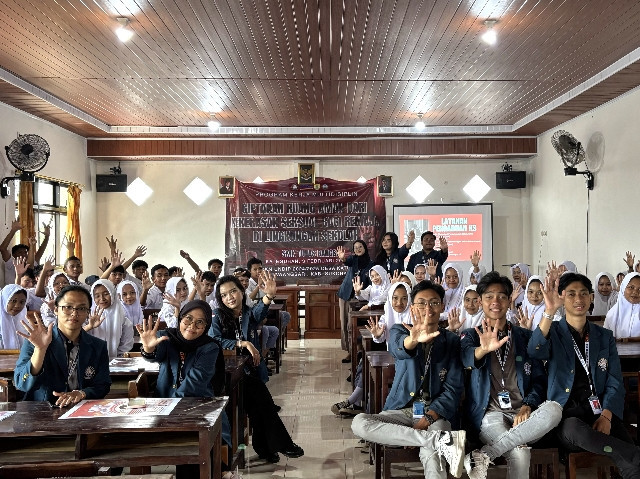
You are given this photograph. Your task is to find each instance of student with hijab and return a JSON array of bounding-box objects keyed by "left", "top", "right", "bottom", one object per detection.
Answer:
[
  {"left": 40, "top": 271, "right": 70, "bottom": 326},
  {"left": 117, "top": 280, "right": 144, "bottom": 327},
  {"left": 375, "top": 231, "right": 415, "bottom": 276},
  {"left": 0, "top": 284, "right": 28, "bottom": 349},
  {"left": 353, "top": 264, "right": 391, "bottom": 310},
  {"left": 447, "top": 284, "right": 485, "bottom": 332},
  {"left": 158, "top": 277, "right": 189, "bottom": 328},
  {"left": 210, "top": 274, "right": 304, "bottom": 464},
  {"left": 558, "top": 260, "right": 578, "bottom": 274},
  {"left": 604, "top": 272, "right": 640, "bottom": 338},
  {"left": 414, "top": 264, "right": 427, "bottom": 283},
  {"left": 87, "top": 279, "right": 134, "bottom": 359},
  {"left": 592, "top": 272, "right": 618, "bottom": 316},
  {"left": 442, "top": 263, "right": 465, "bottom": 315},
  {"left": 510, "top": 263, "right": 530, "bottom": 309},
  {"left": 517, "top": 276, "right": 558, "bottom": 330},
  {"left": 369, "top": 282, "right": 412, "bottom": 345}
]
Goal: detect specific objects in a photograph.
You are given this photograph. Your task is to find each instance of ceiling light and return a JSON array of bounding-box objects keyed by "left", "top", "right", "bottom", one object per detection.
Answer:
[
  {"left": 406, "top": 176, "right": 433, "bottom": 203},
  {"left": 253, "top": 177, "right": 264, "bottom": 183},
  {"left": 183, "top": 177, "right": 213, "bottom": 205},
  {"left": 207, "top": 120, "right": 220, "bottom": 130},
  {"left": 126, "top": 177, "right": 152, "bottom": 206},
  {"left": 464, "top": 175, "right": 491, "bottom": 202},
  {"left": 415, "top": 113, "right": 426, "bottom": 130},
  {"left": 481, "top": 19, "right": 497, "bottom": 45},
  {"left": 357, "top": 176, "right": 367, "bottom": 183},
  {"left": 115, "top": 17, "right": 134, "bottom": 42}
]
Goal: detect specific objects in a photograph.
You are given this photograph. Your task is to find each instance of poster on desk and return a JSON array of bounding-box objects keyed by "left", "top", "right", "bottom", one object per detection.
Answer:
[
  {"left": 59, "top": 398, "right": 180, "bottom": 419},
  {"left": 225, "top": 177, "right": 386, "bottom": 283}
]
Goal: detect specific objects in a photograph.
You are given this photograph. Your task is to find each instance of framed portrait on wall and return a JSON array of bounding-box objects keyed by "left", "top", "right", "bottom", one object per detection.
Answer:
[
  {"left": 218, "top": 176, "right": 235, "bottom": 197},
  {"left": 298, "top": 163, "right": 315, "bottom": 185},
  {"left": 377, "top": 175, "right": 393, "bottom": 196}
]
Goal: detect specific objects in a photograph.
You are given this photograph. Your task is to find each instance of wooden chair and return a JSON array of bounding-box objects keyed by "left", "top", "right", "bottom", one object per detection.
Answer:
[
  {"left": 564, "top": 451, "right": 616, "bottom": 479},
  {"left": 127, "top": 371, "right": 149, "bottom": 398},
  {"left": 0, "top": 377, "right": 18, "bottom": 402}
]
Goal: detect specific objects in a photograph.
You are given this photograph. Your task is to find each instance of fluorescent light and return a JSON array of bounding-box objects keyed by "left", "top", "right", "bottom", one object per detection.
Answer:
[
  {"left": 126, "top": 177, "right": 152, "bottom": 206},
  {"left": 253, "top": 177, "right": 264, "bottom": 183},
  {"left": 115, "top": 18, "right": 134, "bottom": 42},
  {"left": 415, "top": 121, "right": 426, "bottom": 130},
  {"left": 183, "top": 177, "right": 213, "bottom": 205},
  {"left": 357, "top": 176, "right": 367, "bottom": 183},
  {"left": 207, "top": 120, "right": 220, "bottom": 130},
  {"left": 406, "top": 176, "right": 433, "bottom": 203},
  {"left": 481, "top": 29, "right": 497, "bottom": 45},
  {"left": 463, "top": 175, "right": 491, "bottom": 202}
]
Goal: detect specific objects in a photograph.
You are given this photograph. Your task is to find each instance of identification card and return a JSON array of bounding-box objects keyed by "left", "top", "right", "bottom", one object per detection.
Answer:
[
  {"left": 588, "top": 395, "right": 603, "bottom": 415},
  {"left": 498, "top": 391, "right": 512, "bottom": 410},
  {"left": 412, "top": 400, "right": 425, "bottom": 419}
]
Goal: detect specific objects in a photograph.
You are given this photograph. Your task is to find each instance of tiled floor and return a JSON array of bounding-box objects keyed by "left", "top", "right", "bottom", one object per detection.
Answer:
[{"left": 146, "top": 339, "right": 602, "bottom": 478}]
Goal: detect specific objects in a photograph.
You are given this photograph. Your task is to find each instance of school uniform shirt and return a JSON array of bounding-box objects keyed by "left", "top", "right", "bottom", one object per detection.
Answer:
[
  {"left": 528, "top": 317, "right": 625, "bottom": 420},
  {"left": 406, "top": 249, "right": 449, "bottom": 279},
  {"left": 144, "top": 285, "right": 164, "bottom": 309},
  {"left": 3, "top": 257, "right": 16, "bottom": 287},
  {"left": 0, "top": 284, "right": 28, "bottom": 349},
  {"left": 604, "top": 272, "right": 640, "bottom": 338},
  {"left": 14, "top": 325, "right": 111, "bottom": 401},
  {"left": 384, "top": 324, "right": 464, "bottom": 425},
  {"left": 461, "top": 324, "right": 546, "bottom": 431},
  {"left": 25, "top": 288, "right": 44, "bottom": 312}
]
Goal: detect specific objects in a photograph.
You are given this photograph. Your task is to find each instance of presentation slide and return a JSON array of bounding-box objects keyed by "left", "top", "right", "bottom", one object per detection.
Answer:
[{"left": 393, "top": 203, "right": 494, "bottom": 277}]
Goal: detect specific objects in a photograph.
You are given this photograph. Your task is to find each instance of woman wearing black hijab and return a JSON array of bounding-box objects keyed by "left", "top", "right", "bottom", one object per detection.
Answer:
[{"left": 336, "top": 240, "right": 375, "bottom": 362}]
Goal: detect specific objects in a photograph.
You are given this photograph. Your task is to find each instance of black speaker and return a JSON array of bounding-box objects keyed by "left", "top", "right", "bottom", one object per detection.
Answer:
[
  {"left": 96, "top": 174, "right": 128, "bottom": 192},
  {"left": 496, "top": 171, "right": 526, "bottom": 189}
]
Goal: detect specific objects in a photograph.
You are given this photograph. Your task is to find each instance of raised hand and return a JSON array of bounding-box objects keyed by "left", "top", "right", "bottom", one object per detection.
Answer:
[
  {"left": 191, "top": 272, "right": 206, "bottom": 298},
  {"left": 475, "top": 318, "right": 509, "bottom": 357},
  {"left": 110, "top": 250, "right": 123, "bottom": 268},
  {"left": 174, "top": 267, "right": 184, "bottom": 277},
  {"left": 470, "top": 250, "right": 481, "bottom": 268},
  {"left": 162, "top": 292, "right": 181, "bottom": 309},
  {"left": 136, "top": 316, "right": 169, "bottom": 352},
  {"left": 10, "top": 217, "right": 22, "bottom": 232},
  {"left": 625, "top": 251, "right": 635, "bottom": 270},
  {"left": 517, "top": 306, "right": 534, "bottom": 330},
  {"left": 389, "top": 270, "right": 402, "bottom": 284},
  {"left": 519, "top": 273, "right": 529, "bottom": 287},
  {"left": 106, "top": 235, "right": 117, "bottom": 254},
  {"left": 260, "top": 270, "right": 277, "bottom": 297},
  {"left": 17, "top": 313, "right": 53, "bottom": 350},
  {"left": 407, "top": 230, "right": 415, "bottom": 244},
  {"left": 404, "top": 305, "right": 440, "bottom": 345},
  {"left": 439, "top": 236, "right": 448, "bottom": 250},
  {"left": 133, "top": 245, "right": 147, "bottom": 258},
  {"left": 447, "top": 307, "right": 465, "bottom": 332},
  {"left": 366, "top": 316, "right": 385, "bottom": 339},
  {"left": 336, "top": 245, "right": 347, "bottom": 261},
  {"left": 546, "top": 261, "right": 559, "bottom": 283},
  {"left": 28, "top": 234, "right": 37, "bottom": 248},
  {"left": 541, "top": 275, "right": 563, "bottom": 313},
  {"left": 98, "top": 256, "right": 109, "bottom": 273},
  {"left": 511, "top": 283, "right": 523, "bottom": 303},
  {"left": 42, "top": 255, "right": 55, "bottom": 273},
  {"left": 179, "top": 249, "right": 190, "bottom": 259},
  {"left": 84, "top": 306, "right": 105, "bottom": 331},
  {"left": 352, "top": 276, "right": 364, "bottom": 295},
  {"left": 66, "top": 235, "right": 76, "bottom": 253},
  {"left": 40, "top": 222, "right": 51, "bottom": 237},
  {"left": 426, "top": 258, "right": 437, "bottom": 278},
  {"left": 432, "top": 276, "right": 442, "bottom": 286},
  {"left": 141, "top": 271, "right": 153, "bottom": 291},
  {"left": 14, "top": 256, "right": 30, "bottom": 277}
]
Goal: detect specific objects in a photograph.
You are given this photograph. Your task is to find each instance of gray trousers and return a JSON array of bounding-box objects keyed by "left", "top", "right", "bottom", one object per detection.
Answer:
[
  {"left": 351, "top": 410, "right": 451, "bottom": 479},
  {"left": 479, "top": 400, "right": 563, "bottom": 478}
]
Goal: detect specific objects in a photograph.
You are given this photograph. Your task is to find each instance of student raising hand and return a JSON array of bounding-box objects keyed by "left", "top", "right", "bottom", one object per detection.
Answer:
[
  {"left": 259, "top": 270, "right": 277, "bottom": 299},
  {"left": 366, "top": 316, "right": 385, "bottom": 339},
  {"left": 137, "top": 316, "right": 169, "bottom": 354}
]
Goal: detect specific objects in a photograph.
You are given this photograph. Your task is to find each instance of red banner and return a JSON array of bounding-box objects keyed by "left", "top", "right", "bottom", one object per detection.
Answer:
[{"left": 225, "top": 178, "right": 386, "bottom": 283}]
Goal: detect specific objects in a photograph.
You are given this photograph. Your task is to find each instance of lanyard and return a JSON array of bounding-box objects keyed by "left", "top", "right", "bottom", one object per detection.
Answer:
[
  {"left": 418, "top": 344, "right": 434, "bottom": 397},
  {"left": 235, "top": 314, "right": 244, "bottom": 341},
  {"left": 386, "top": 257, "right": 391, "bottom": 271},
  {"left": 571, "top": 332, "right": 595, "bottom": 395},
  {"left": 494, "top": 323, "right": 512, "bottom": 388}
]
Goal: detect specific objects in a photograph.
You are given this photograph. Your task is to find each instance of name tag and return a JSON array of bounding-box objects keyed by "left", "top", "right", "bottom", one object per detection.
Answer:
[
  {"left": 412, "top": 400, "right": 425, "bottom": 419},
  {"left": 498, "top": 391, "right": 512, "bottom": 410},
  {"left": 589, "top": 395, "right": 603, "bottom": 415}
]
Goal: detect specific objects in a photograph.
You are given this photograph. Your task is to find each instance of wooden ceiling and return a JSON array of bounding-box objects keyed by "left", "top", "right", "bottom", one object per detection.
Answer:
[{"left": 1, "top": 0, "right": 640, "bottom": 160}]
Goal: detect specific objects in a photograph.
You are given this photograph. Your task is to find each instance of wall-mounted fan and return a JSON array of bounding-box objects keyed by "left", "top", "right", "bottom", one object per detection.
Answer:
[
  {"left": 550, "top": 130, "right": 593, "bottom": 190},
  {"left": 585, "top": 131, "right": 605, "bottom": 173},
  {"left": 1, "top": 134, "right": 50, "bottom": 198}
]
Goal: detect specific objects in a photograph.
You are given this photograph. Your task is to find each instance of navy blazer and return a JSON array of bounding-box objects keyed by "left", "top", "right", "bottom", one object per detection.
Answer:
[
  {"left": 528, "top": 317, "right": 624, "bottom": 419},
  {"left": 460, "top": 324, "right": 547, "bottom": 431},
  {"left": 379, "top": 245, "right": 410, "bottom": 275},
  {"left": 150, "top": 331, "right": 219, "bottom": 398},
  {"left": 14, "top": 326, "right": 111, "bottom": 401},
  {"left": 384, "top": 324, "right": 464, "bottom": 424},
  {"left": 406, "top": 249, "right": 449, "bottom": 279},
  {"left": 337, "top": 255, "right": 374, "bottom": 301},
  {"left": 209, "top": 300, "right": 270, "bottom": 382}
]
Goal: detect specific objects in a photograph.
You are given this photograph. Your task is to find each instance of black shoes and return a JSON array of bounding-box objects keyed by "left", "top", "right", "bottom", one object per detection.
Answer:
[
  {"left": 282, "top": 443, "right": 304, "bottom": 458},
  {"left": 341, "top": 355, "right": 351, "bottom": 363},
  {"left": 265, "top": 452, "right": 280, "bottom": 463}
]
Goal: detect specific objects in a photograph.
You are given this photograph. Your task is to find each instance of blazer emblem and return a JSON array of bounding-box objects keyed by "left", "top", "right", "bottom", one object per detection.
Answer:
[
  {"left": 523, "top": 362, "right": 532, "bottom": 376},
  {"left": 84, "top": 366, "right": 96, "bottom": 379},
  {"left": 598, "top": 358, "right": 608, "bottom": 371},
  {"left": 439, "top": 368, "right": 447, "bottom": 382}
]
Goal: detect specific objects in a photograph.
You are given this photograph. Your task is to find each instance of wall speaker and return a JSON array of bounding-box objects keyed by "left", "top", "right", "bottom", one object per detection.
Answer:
[
  {"left": 496, "top": 171, "right": 526, "bottom": 189},
  {"left": 96, "top": 174, "right": 128, "bottom": 192}
]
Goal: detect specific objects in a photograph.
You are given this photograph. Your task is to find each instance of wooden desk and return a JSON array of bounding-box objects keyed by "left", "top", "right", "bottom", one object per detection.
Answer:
[
  {"left": 0, "top": 355, "right": 18, "bottom": 375},
  {"left": 349, "top": 310, "right": 383, "bottom": 384},
  {"left": 225, "top": 356, "right": 249, "bottom": 469},
  {"left": 106, "top": 357, "right": 160, "bottom": 399},
  {"left": 0, "top": 398, "right": 227, "bottom": 479},
  {"left": 616, "top": 342, "right": 640, "bottom": 359}
]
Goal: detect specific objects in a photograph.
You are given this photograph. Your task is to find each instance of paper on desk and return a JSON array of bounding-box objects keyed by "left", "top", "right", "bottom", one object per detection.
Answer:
[
  {"left": 108, "top": 357, "right": 160, "bottom": 372},
  {"left": 59, "top": 398, "right": 180, "bottom": 419},
  {"left": 0, "top": 411, "right": 16, "bottom": 422}
]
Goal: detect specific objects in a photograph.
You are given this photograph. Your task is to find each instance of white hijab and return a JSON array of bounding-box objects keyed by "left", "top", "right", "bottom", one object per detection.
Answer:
[
  {"left": 605, "top": 272, "right": 640, "bottom": 339},
  {"left": 46, "top": 271, "right": 69, "bottom": 297},
  {"left": 560, "top": 260, "right": 578, "bottom": 273},
  {"left": 468, "top": 264, "right": 487, "bottom": 285},
  {"left": 459, "top": 284, "right": 485, "bottom": 329},
  {"left": 400, "top": 271, "right": 417, "bottom": 289},
  {"left": 159, "top": 277, "right": 189, "bottom": 327},
  {"left": 521, "top": 276, "right": 546, "bottom": 330},
  {"left": 90, "top": 279, "right": 131, "bottom": 359},
  {"left": 367, "top": 265, "right": 391, "bottom": 305},
  {"left": 0, "top": 284, "right": 28, "bottom": 349},
  {"left": 510, "top": 263, "right": 530, "bottom": 307},
  {"left": 592, "top": 272, "right": 618, "bottom": 316},
  {"left": 117, "top": 280, "right": 144, "bottom": 326},
  {"left": 443, "top": 263, "right": 464, "bottom": 314},
  {"left": 376, "top": 282, "right": 412, "bottom": 344},
  {"left": 41, "top": 271, "right": 70, "bottom": 325}
]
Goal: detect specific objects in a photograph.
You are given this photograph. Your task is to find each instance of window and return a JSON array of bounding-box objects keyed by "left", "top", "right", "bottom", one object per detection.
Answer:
[{"left": 15, "top": 178, "right": 68, "bottom": 264}]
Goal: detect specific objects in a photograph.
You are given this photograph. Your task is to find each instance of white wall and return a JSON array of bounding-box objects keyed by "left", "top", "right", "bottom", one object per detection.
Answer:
[
  {"left": 0, "top": 102, "right": 96, "bottom": 283},
  {"left": 532, "top": 86, "right": 640, "bottom": 279},
  {"left": 95, "top": 157, "right": 531, "bottom": 278}
]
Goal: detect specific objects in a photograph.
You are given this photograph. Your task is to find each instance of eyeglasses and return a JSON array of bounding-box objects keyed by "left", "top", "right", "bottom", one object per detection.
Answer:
[
  {"left": 57, "top": 305, "right": 90, "bottom": 315},
  {"left": 181, "top": 315, "right": 208, "bottom": 329},
  {"left": 414, "top": 300, "right": 442, "bottom": 309}
]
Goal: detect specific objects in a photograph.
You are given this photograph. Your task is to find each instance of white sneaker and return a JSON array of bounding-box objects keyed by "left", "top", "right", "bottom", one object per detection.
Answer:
[
  {"left": 435, "top": 430, "right": 466, "bottom": 478},
  {"left": 464, "top": 450, "right": 491, "bottom": 479}
]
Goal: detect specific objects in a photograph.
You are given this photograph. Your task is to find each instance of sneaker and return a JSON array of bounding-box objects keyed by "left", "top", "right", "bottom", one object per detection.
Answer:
[
  {"left": 435, "top": 430, "right": 466, "bottom": 478},
  {"left": 464, "top": 450, "right": 491, "bottom": 479},
  {"left": 338, "top": 404, "right": 363, "bottom": 416},
  {"left": 331, "top": 399, "right": 350, "bottom": 415}
]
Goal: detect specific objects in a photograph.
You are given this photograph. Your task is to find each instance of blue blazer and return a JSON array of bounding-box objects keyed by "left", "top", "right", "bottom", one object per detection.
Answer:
[
  {"left": 528, "top": 317, "right": 625, "bottom": 419},
  {"left": 14, "top": 326, "right": 111, "bottom": 402},
  {"left": 384, "top": 324, "right": 464, "bottom": 425},
  {"left": 209, "top": 300, "right": 269, "bottom": 382},
  {"left": 406, "top": 249, "right": 449, "bottom": 279},
  {"left": 379, "top": 245, "right": 410, "bottom": 275},
  {"left": 337, "top": 255, "right": 374, "bottom": 301},
  {"left": 150, "top": 331, "right": 220, "bottom": 398},
  {"left": 460, "top": 325, "right": 547, "bottom": 431}
]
